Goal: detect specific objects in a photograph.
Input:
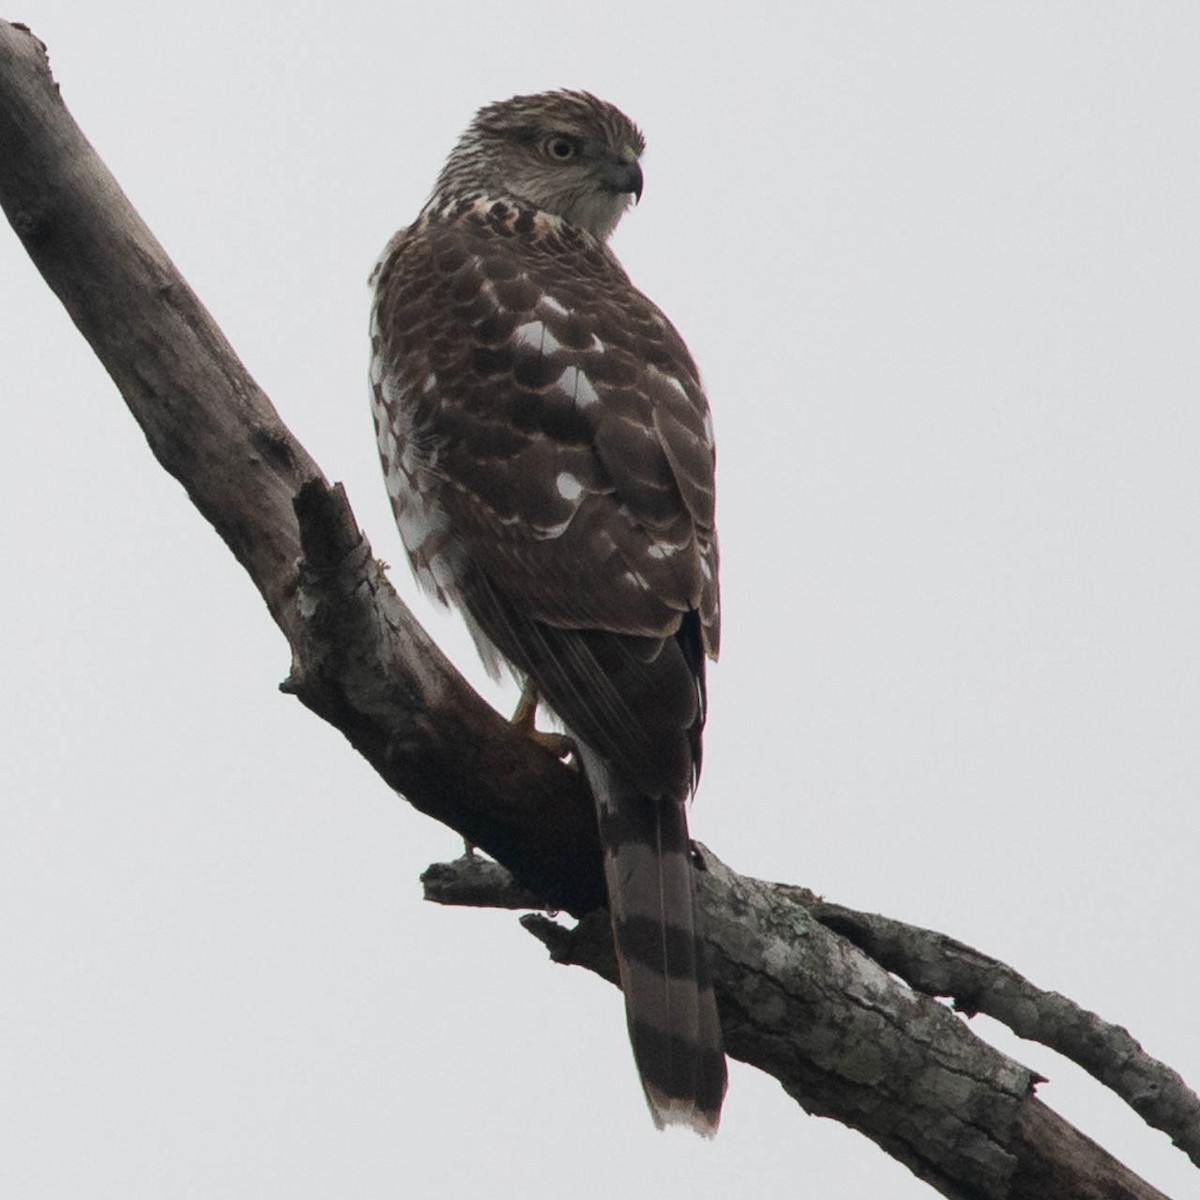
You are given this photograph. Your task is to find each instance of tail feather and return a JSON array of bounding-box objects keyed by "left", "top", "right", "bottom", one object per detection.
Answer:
[{"left": 582, "top": 745, "right": 727, "bottom": 1134}]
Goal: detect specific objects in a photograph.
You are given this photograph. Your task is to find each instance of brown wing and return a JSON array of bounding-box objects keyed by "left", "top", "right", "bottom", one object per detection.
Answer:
[{"left": 373, "top": 198, "right": 718, "bottom": 793}]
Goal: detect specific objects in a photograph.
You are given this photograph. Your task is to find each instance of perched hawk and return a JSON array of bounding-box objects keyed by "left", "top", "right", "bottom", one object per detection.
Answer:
[{"left": 369, "top": 90, "right": 726, "bottom": 1133}]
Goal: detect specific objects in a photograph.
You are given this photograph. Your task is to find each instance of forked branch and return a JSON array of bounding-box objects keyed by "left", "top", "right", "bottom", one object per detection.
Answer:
[{"left": 1, "top": 19, "right": 1193, "bottom": 1199}]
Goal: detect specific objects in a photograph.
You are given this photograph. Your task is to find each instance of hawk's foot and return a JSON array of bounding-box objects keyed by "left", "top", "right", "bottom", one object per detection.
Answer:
[{"left": 510, "top": 682, "right": 578, "bottom": 765}]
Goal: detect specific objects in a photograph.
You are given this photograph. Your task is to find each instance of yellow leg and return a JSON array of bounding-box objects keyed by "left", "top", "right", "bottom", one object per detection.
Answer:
[{"left": 511, "top": 679, "right": 540, "bottom": 736}]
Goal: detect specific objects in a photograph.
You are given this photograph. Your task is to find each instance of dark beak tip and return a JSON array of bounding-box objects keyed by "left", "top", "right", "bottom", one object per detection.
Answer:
[{"left": 629, "top": 163, "right": 644, "bottom": 204}]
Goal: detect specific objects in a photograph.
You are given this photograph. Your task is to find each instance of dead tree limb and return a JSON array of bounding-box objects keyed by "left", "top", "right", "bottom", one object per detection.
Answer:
[
  {"left": 1, "top": 19, "right": 1194, "bottom": 1199},
  {"left": 806, "top": 893, "right": 1200, "bottom": 1164}
]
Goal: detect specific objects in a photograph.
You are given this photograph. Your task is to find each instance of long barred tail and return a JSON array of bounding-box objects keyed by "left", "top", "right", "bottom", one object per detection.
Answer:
[{"left": 582, "top": 746, "right": 727, "bottom": 1134}]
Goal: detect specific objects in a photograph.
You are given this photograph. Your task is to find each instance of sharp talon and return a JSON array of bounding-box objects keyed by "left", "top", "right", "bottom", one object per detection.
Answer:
[
  {"left": 510, "top": 683, "right": 578, "bottom": 767},
  {"left": 529, "top": 728, "right": 578, "bottom": 765}
]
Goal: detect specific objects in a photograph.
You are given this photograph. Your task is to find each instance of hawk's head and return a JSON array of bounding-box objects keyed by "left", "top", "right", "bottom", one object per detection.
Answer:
[{"left": 432, "top": 90, "right": 646, "bottom": 241}]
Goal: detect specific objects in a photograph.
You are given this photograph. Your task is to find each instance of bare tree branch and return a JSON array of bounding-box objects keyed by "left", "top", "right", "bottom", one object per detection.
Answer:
[
  {"left": 806, "top": 895, "right": 1200, "bottom": 1164},
  {"left": 0, "top": 16, "right": 605, "bottom": 919},
  {"left": 1, "top": 19, "right": 1194, "bottom": 1199},
  {"left": 433, "top": 850, "right": 1182, "bottom": 1200},
  {"left": 426, "top": 852, "right": 1200, "bottom": 1168}
]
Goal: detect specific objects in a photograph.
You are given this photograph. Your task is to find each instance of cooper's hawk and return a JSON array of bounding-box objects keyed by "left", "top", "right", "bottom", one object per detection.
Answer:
[{"left": 369, "top": 90, "right": 726, "bottom": 1134}]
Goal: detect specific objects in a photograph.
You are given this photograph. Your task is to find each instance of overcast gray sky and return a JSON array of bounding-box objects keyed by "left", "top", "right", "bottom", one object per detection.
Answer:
[{"left": 2, "top": 4, "right": 1198, "bottom": 1197}]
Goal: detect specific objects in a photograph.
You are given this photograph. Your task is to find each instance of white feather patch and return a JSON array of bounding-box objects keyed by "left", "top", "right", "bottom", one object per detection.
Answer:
[
  {"left": 557, "top": 365, "right": 600, "bottom": 407},
  {"left": 555, "top": 471, "right": 584, "bottom": 501},
  {"left": 514, "top": 320, "right": 562, "bottom": 355}
]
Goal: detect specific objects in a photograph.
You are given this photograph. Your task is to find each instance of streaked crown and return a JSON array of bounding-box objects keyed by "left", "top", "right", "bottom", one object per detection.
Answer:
[{"left": 431, "top": 90, "right": 646, "bottom": 241}]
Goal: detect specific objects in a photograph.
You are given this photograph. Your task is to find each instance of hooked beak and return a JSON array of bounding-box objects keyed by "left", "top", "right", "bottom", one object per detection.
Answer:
[{"left": 602, "top": 157, "right": 644, "bottom": 203}]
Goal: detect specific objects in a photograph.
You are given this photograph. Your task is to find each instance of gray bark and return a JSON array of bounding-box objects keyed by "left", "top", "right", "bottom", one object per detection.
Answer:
[{"left": 2, "top": 19, "right": 1195, "bottom": 1199}]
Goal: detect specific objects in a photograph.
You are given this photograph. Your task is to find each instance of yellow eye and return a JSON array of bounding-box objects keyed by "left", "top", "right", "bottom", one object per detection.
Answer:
[{"left": 545, "top": 135, "right": 578, "bottom": 161}]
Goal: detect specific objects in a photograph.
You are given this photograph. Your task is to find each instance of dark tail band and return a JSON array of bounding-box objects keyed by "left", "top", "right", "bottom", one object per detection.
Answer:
[{"left": 583, "top": 745, "right": 727, "bottom": 1134}]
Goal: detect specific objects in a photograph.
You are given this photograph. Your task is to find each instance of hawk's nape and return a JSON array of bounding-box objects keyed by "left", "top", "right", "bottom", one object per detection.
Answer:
[{"left": 369, "top": 90, "right": 726, "bottom": 1133}]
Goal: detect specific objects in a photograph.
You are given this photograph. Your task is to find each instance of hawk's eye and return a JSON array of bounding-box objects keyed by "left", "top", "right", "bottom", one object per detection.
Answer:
[{"left": 545, "top": 135, "right": 579, "bottom": 161}]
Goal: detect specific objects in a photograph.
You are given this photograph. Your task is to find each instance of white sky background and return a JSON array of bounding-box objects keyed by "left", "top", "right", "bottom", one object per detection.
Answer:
[{"left": 2, "top": 3, "right": 1198, "bottom": 1196}]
